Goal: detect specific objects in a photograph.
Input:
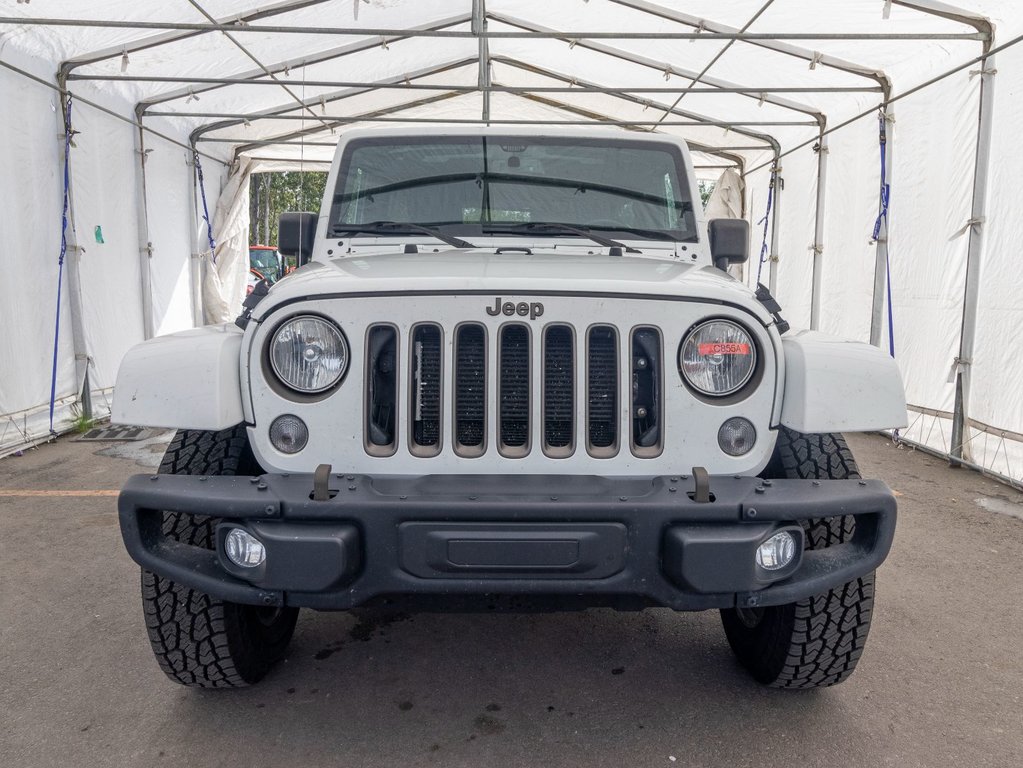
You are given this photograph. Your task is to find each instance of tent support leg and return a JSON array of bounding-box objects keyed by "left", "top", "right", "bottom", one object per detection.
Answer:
[
  {"left": 768, "top": 149, "right": 782, "bottom": 294},
  {"left": 133, "top": 105, "right": 155, "bottom": 340},
  {"left": 870, "top": 106, "right": 895, "bottom": 348},
  {"left": 951, "top": 54, "right": 996, "bottom": 466},
  {"left": 809, "top": 132, "right": 828, "bottom": 330},
  {"left": 55, "top": 74, "right": 92, "bottom": 422},
  {"left": 188, "top": 141, "right": 205, "bottom": 326},
  {"left": 473, "top": 0, "right": 490, "bottom": 123}
]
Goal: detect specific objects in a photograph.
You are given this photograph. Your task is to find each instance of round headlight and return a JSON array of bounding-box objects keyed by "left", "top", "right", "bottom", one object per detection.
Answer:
[
  {"left": 680, "top": 319, "right": 757, "bottom": 396},
  {"left": 269, "top": 315, "right": 348, "bottom": 393}
]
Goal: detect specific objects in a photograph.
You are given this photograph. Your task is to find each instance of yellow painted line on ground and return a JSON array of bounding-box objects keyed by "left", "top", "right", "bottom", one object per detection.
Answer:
[{"left": 0, "top": 489, "right": 120, "bottom": 497}]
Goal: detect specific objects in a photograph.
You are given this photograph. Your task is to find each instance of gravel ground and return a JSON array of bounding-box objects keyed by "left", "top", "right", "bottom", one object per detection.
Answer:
[{"left": 1, "top": 431, "right": 1020, "bottom": 768}]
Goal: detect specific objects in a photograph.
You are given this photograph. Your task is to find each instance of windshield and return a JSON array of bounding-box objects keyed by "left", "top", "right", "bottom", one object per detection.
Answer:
[
  {"left": 249, "top": 248, "right": 282, "bottom": 282},
  {"left": 329, "top": 136, "right": 697, "bottom": 243}
]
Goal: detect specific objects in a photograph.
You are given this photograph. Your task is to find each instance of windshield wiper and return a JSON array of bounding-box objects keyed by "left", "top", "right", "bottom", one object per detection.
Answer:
[
  {"left": 589, "top": 225, "right": 693, "bottom": 243},
  {"left": 330, "top": 221, "right": 476, "bottom": 249},
  {"left": 484, "top": 222, "right": 641, "bottom": 253}
]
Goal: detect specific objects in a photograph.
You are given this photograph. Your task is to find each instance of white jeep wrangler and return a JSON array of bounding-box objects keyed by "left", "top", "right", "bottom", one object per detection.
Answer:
[{"left": 113, "top": 127, "right": 906, "bottom": 689}]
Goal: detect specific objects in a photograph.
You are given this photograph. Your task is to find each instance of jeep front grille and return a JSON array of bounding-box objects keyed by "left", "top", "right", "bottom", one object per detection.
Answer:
[
  {"left": 454, "top": 323, "right": 487, "bottom": 455},
  {"left": 410, "top": 324, "right": 442, "bottom": 455},
  {"left": 498, "top": 324, "right": 531, "bottom": 455},
  {"left": 372, "top": 323, "right": 661, "bottom": 459},
  {"left": 586, "top": 326, "right": 619, "bottom": 454},
  {"left": 542, "top": 324, "right": 574, "bottom": 455}
]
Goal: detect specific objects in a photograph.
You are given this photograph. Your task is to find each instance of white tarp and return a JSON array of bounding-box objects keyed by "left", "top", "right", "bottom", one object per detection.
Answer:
[{"left": 1, "top": 0, "right": 1022, "bottom": 482}]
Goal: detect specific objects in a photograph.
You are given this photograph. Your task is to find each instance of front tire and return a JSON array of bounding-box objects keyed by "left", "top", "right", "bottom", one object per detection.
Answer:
[
  {"left": 141, "top": 427, "right": 299, "bottom": 688},
  {"left": 720, "top": 429, "right": 876, "bottom": 689}
]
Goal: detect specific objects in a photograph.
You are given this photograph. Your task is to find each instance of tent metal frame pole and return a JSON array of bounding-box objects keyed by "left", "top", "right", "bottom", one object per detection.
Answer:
[
  {"left": 71, "top": 76, "right": 882, "bottom": 95},
  {"left": 186, "top": 143, "right": 206, "bottom": 326},
  {"left": 768, "top": 151, "right": 782, "bottom": 294},
  {"left": 609, "top": 0, "right": 892, "bottom": 89},
  {"left": 0, "top": 58, "right": 227, "bottom": 165},
  {"left": 870, "top": 106, "right": 895, "bottom": 347},
  {"left": 54, "top": 73, "right": 92, "bottom": 421},
  {"left": 182, "top": 0, "right": 332, "bottom": 134},
  {"left": 891, "top": 1, "right": 992, "bottom": 36},
  {"left": 163, "top": 113, "right": 818, "bottom": 127},
  {"left": 650, "top": 0, "right": 777, "bottom": 128},
  {"left": 199, "top": 137, "right": 776, "bottom": 151},
  {"left": 809, "top": 132, "right": 829, "bottom": 331},
  {"left": 1, "top": 17, "right": 987, "bottom": 41},
  {"left": 491, "top": 57, "right": 780, "bottom": 151},
  {"left": 743, "top": 29, "right": 1023, "bottom": 178},
  {"left": 222, "top": 91, "right": 467, "bottom": 157},
  {"left": 208, "top": 57, "right": 781, "bottom": 163},
  {"left": 57, "top": 0, "right": 333, "bottom": 74},
  {"left": 473, "top": 0, "right": 490, "bottom": 123},
  {"left": 190, "top": 59, "right": 477, "bottom": 143},
  {"left": 951, "top": 53, "right": 996, "bottom": 465},
  {"left": 512, "top": 91, "right": 748, "bottom": 170},
  {"left": 489, "top": 13, "right": 825, "bottom": 123},
  {"left": 133, "top": 15, "right": 474, "bottom": 112},
  {"left": 132, "top": 105, "right": 155, "bottom": 340}
]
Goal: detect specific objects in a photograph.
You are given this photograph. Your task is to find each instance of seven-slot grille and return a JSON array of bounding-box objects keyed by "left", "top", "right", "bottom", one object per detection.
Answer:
[{"left": 367, "top": 322, "right": 661, "bottom": 458}]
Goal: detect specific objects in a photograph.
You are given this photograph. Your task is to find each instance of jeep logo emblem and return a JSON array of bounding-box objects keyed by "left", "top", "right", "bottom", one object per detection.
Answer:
[{"left": 486, "top": 298, "right": 544, "bottom": 320}]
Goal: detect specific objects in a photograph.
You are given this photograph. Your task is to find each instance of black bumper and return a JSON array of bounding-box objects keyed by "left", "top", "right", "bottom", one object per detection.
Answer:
[{"left": 118, "top": 473, "right": 896, "bottom": 612}]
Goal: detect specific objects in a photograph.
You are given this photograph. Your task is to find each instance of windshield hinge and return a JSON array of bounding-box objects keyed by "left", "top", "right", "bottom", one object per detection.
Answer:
[
  {"left": 755, "top": 283, "right": 790, "bottom": 335},
  {"left": 235, "top": 280, "right": 270, "bottom": 330}
]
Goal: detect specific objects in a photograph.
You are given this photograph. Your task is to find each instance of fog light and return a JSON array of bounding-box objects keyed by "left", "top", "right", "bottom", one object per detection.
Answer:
[
  {"left": 269, "top": 414, "right": 308, "bottom": 454},
  {"left": 718, "top": 417, "right": 756, "bottom": 456},
  {"left": 225, "top": 528, "right": 266, "bottom": 568},
  {"left": 756, "top": 531, "right": 797, "bottom": 571}
]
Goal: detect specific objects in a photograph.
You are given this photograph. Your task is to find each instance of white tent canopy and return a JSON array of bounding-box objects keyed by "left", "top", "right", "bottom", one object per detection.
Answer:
[{"left": 2, "top": 1, "right": 1022, "bottom": 486}]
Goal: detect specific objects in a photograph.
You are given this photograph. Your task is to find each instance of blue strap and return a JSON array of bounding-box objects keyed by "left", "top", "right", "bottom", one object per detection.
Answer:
[
  {"left": 194, "top": 151, "right": 217, "bottom": 261},
  {"left": 48, "top": 95, "right": 74, "bottom": 436},
  {"left": 871, "top": 110, "right": 895, "bottom": 358},
  {"left": 755, "top": 168, "right": 776, "bottom": 285}
]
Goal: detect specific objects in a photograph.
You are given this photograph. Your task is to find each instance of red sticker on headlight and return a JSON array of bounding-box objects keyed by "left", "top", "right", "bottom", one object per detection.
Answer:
[{"left": 698, "top": 342, "right": 751, "bottom": 356}]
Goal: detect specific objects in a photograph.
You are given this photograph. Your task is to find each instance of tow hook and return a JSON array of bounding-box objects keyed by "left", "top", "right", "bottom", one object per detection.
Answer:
[
  {"left": 691, "top": 466, "right": 712, "bottom": 502},
  {"left": 312, "top": 463, "right": 332, "bottom": 501}
]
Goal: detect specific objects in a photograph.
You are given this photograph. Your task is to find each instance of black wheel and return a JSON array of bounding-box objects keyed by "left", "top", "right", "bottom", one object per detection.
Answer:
[
  {"left": 720, "top": 428, "right": 876, "bottom": 689},
  {"left": 140, "top": 426, "right": 299, "bottom": 688}
]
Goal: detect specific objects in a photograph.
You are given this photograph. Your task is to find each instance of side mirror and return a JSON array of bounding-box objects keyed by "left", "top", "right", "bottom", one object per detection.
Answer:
[
  {"left": 278, "top": 211, "right": 317, "bottom": 266},
  {"left": 708, "top": 218, "right": 750, "bottom": 272}
]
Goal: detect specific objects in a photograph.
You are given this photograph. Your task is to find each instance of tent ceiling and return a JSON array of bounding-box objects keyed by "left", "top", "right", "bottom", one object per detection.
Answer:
[{"left": 1, "top": 0, "right": 1016, "bottom": 172}]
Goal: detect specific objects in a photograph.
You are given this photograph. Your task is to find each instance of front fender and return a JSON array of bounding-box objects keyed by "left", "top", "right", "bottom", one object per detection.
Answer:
[
  {"left": 111, "top": 324, "right": 244, "bottom": 430},
  {"left": 780, "top": 330, "right": 907, "bottom": 433}
]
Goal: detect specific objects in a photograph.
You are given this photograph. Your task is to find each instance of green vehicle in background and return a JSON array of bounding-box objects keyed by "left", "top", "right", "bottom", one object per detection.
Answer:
[
  {"left": 248, "top": 245, "right": 298, "bottom": 295},
  {"left": 248, "top": 244, "right": 284, "bottom": 285}
]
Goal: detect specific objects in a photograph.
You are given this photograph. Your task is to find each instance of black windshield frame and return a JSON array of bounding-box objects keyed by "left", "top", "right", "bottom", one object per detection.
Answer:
[{"left": 328, "top": 135, "right": 698, "bottom": 243}]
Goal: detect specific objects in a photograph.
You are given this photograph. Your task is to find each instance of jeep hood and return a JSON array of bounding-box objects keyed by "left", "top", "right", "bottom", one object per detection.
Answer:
[{"left": 253, "top": 250, "right": 771, "bottom": 323}]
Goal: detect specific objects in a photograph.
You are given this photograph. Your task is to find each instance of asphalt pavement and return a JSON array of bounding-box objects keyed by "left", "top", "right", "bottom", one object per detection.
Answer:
[{"left": 1, "top": 432, "right": 1020, "bottom": 768}]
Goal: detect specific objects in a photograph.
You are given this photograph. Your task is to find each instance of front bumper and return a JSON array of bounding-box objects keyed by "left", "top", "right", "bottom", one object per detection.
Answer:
[{"left": 118, "top": 473, "right": 896, "bottom": 611}]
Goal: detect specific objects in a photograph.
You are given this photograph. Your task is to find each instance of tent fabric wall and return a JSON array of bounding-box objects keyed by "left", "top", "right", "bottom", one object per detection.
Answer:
[
  {"left": 0, "top": 50, "right": 228, "bottom": 453},
  {"left": 0, "top": 55, "right": 77, "bottom": 452},
  {"left": 203, "top": 157, "right": 253, "bottom": 324},
  {"left": 145, "top": 140, "right": 199, "bottom": 337},
  {"left": 1, "top": 0, "right": 1023, "bottom": 486},
  {"left": 967, "top": 39, "right": 1023, "bottom": 481}
]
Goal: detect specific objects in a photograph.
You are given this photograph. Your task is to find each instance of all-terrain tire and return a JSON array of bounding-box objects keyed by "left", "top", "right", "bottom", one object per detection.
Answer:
[
  {"left": 720, "top": 428, "right": 876, "bottom": 689},
  {"left": 140, "top": 426, "right": 299, "bottom": 688}
]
